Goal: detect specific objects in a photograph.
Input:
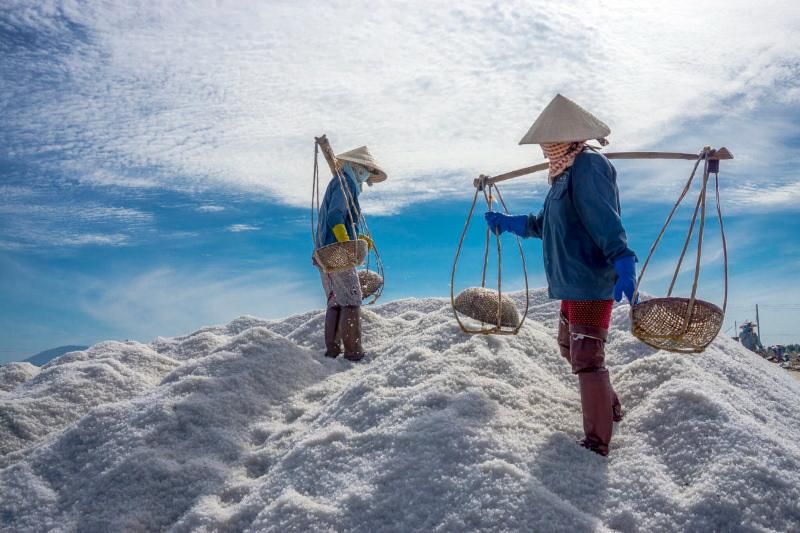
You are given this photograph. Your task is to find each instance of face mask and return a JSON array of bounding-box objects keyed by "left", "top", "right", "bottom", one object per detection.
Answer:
[
  {"left": 345, "top": 162, "right": 371, "bottom": 190},
  {"left": 356, "top": 165, "right": 371, "bottom": 184}
]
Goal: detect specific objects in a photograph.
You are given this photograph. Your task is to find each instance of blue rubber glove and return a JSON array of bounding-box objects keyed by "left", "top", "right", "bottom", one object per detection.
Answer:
[
  {"left": 484, "top": 212, "right": 528, "bottom": 237},
  {"left": 613, "top": 255, "right": 638, "bottom": 304}
]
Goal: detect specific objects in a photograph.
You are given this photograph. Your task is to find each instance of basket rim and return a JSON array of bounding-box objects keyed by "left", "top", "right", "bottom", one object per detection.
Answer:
[
  {"left": 631, "top": 296, "right": 723, "bottom": 354},
  {"left": 313, "top": 239, "right": 368, "bottom": 273},
  {"left": 631, "top": 296, "right": 723, "bottom": 314},
  {"left": 315, "top": 239, "right": 369, "bottom": 252}
]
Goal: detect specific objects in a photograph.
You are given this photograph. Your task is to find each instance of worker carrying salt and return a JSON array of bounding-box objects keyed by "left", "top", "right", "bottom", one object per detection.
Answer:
[
  {"left": 738, "top": 321, "right": 763, "bottom": 353},
  {"left": 315, "top": 146, "right": 387, "bottom": 362},
  {"left": 484, "top": 94, "right": 637, "bottom": 456}
]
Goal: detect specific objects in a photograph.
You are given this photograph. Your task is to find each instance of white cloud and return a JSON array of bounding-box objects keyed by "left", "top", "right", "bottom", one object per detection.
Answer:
[
  {"left": 0, "top": 202, "right": 154, "bottom": 249},
  {"left": 196, "top": 205, "right": 225, "bottom": 213},
  {"left": 77, "top": 266, "right": 320, "bottom": 341},
  {"left": 2, "top": 0, "right": 799, "bottom": 213},
  {"left": 60, "top": 233, "right": 129, "bottom": 246},
  {"left": 78, "top": 170, "right": 161, "bottom": 189},
  {"left": 226, "top": 224, "right": 259, "bottom": 233}
]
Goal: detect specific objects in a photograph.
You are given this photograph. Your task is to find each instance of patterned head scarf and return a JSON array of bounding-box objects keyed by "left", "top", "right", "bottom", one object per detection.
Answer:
[{"left": 542, "top": 141, "right": 586, "bottom": 183}]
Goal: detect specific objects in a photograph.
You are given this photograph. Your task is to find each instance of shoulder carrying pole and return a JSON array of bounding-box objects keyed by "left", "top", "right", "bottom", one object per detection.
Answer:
[
  {"left": 315, "top": 135, "right": 341, "bottom": 176},
  {"left": 473, "top": 148, "right": 734, "bottom": 188}
]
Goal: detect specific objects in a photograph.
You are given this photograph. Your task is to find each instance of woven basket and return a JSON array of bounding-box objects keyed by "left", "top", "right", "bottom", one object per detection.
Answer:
[
  {"left": 358, "top": 269, "right": 383, "bottom": 299},
  {"left": 453, "top": 287, "right": 520, "bottom": 328},
  {"left": 631, "top": 297, "right": 723, "bottom": 353},
  {"left": 313, "top": 240, "right": 368, "bottom": 273}
]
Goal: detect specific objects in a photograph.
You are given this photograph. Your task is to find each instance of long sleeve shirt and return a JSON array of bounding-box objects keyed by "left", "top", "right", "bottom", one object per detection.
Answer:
[
  {"left": 524, "top": 149, "right": 635, "bottom": 300},
  {"left": 315, "top": 167, "right": 362, "bottom": 248}
]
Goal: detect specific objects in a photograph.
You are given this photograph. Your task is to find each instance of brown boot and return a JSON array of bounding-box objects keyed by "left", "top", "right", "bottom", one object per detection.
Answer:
[
  {"left": 557, "top": 312, "right": 571, "bottom": 363},
  {"left": 578, "top": 369, "right": 614, "bottom": 456},
  {"left": 324, "top": 306, "right": 342, "bottom": 358},
  {"left": 569, "top": 324, "right": 615, "bottom": 456},
  {"left": 568, "top": 324, "right": 608, "bottom": 374},
  {"left": 339, "top": 305, "right": 365, "bottom": 361},
  {"left": 569, "top": 323, "right": 623, "bottom": 420}
]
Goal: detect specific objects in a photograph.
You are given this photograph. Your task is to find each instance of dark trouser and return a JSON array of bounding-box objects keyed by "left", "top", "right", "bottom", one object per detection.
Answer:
[
  {"left": 324, "top": 306, "right": 343, "bottom": 357},
  {"left": 558, "top": 300, "right": 622, "bottom": 456},
  {"left": 324, "top": 305, "right": 365, "bottom": 361}
]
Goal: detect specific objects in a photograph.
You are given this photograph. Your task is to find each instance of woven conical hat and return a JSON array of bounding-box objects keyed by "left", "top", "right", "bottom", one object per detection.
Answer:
[
  {"left": 519, "top": 94, "right": 610, "bottom": 145},
  {"left": 337, "top": 146, "right": 387, "bottom": 183}
]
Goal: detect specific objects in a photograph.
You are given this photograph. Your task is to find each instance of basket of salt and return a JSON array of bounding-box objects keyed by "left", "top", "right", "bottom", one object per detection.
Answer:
[
  {"left": 358, "top": 269, "right": 384, "bottom": 299},
  {"left": 313, "top": 239, "right": 368, "bottom": 273},
  {"left": 453, "top": 287, "right": 520, "bottom": 328}
]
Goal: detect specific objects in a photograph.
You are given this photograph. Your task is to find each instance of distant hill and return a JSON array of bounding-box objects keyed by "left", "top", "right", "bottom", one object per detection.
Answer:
[{"left": 25, "top": 345, "right": 88, "bottom": 367}]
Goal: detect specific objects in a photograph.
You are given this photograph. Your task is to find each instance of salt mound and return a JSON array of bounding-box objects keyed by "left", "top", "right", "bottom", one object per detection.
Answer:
[
  {"left": 0, "top": 342, "right": 178, "bottom": 461},
  {"left": 0, "top": 362, "right": 40, "bottom": 394},
  {"left": 1, "top": 290, "right": 799, "bottom": 532}
]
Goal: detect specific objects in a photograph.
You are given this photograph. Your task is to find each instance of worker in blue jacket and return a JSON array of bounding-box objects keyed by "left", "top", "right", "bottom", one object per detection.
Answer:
[
  {"left": 485, "top": 94, "right": 637, "bottom": 456},
  {"left": 315, "top": 146, "right": 387, "bottom": 361}
]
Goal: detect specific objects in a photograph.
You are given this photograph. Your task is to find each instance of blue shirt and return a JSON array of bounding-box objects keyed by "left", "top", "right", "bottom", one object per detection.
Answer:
[
  {"left": 316, "top": 167, "right": 362, "bottom": 248},
  {"left": 524, "top": 150, "right": 635, "bottom": 300}
]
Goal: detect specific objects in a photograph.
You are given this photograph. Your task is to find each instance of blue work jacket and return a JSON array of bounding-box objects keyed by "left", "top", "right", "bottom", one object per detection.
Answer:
[
  {"left": 524, "top": 149, "right": 635, "bottom": 300},
  {"left": 316, "top": 167, "right": 362, "bottom": 248}
]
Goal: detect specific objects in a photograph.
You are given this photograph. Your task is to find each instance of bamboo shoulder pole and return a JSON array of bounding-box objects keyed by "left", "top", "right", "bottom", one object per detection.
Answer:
[
  {"left": 315, "top": 134, "right": 341, "bottom": 176},
  {"left": 473, "top": 147, "right": 733, "bottom": 188}
]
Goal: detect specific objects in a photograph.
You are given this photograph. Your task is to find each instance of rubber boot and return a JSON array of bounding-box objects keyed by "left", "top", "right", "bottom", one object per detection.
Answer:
[
  {"left": 557, "top": 312, "right": 571, "bottom": 363},
  {"left": 578, "top": 369, "right": 614, "bottom": 456},
  {"left": 339, "top": 305, "right": 365, "bottom": 362},
  {"left": 569, "top": 324, "right": 623, "bottom": 418},
  {"left": 569, "top": 324, "right": 615, "bottom": 456},
  {"left": 568, "top": 324, "right": 608, "bottom": 374},
  {"left": 324, "top": 306, "right": 342, "bottom": 358}
]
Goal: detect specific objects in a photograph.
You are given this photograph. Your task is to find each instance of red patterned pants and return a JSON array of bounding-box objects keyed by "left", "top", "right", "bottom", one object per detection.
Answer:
[{"left": 560, "top": 300, "right": 613, "bottom": 330}]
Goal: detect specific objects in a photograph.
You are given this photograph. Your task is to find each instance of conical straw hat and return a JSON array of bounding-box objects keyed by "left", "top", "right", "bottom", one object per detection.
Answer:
[
  {"left": 518, "top": 94, "right": 610, "bottom": 145},
  {"left": 337, "top": 146, "right": 388, "bottom": 182}
]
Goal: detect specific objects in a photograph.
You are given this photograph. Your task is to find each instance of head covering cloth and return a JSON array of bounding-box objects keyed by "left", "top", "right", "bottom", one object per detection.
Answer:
[{"left": 519, "top": 94, "right": 610, "bottom": 183}]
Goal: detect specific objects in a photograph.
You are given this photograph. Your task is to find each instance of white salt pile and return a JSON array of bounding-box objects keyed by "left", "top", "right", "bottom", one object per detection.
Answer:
[{"left": 2, "top": 290, "right": 799, "bottom": 531}]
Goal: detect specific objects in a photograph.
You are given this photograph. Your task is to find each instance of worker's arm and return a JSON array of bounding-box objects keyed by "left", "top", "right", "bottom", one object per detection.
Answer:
[
  {"left": 327, "top": 178, "right": 357, "bottom": 242},
  {"left": 524, "top": 209, "right": 544, "bottom": 239},
  {"left": 332, "top": 223, "right": 350, "bottom": 242}
]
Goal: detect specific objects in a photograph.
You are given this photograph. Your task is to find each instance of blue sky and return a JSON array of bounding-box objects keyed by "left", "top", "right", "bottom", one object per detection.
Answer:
[{"left": 2, "top": 1, "right": 800, "bottom": 362}]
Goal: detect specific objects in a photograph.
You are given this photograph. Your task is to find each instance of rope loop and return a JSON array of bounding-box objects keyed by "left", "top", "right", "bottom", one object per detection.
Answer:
[
  {"left": 451, "top": 179, "right": 529, "bottom": 335},
  {"left": 631, "top": 146, "right": 728, "bottom": 333}
]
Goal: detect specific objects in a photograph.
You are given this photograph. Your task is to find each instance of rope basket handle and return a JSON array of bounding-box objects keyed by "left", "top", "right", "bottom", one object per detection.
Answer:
[
  {"left": 631, "top": 147, "right": 728, "bottom": 324},
  {"left": 450, "top": 177, "right": 529, "bottom": 335}
]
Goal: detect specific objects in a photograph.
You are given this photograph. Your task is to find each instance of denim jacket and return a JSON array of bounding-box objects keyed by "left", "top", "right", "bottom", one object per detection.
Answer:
[
  {"left": 524, "top": 149, "right": 635, "bottom": 300},
  {"left": 316, "top": 167, "right": 362, "bottom": 248}
]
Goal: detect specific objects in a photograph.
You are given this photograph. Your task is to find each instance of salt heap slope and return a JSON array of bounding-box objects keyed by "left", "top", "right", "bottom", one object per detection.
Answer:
[{"left": 2, "top": 290, "right": 799, "bottom": 532}]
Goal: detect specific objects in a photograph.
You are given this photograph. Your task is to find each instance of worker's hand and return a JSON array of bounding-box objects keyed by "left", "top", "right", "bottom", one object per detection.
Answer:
[
  {"left": 484, "top": 212, "right": 528, "bottom": 237},
  {"left": 358, "top": 234, "right": 374, "bottom": 250},
  {"left": 613, "top": 255, "right": 638, "bottom": 304},
  {"left": 332, "top": 224, "right": 350, "bottom": 243}
]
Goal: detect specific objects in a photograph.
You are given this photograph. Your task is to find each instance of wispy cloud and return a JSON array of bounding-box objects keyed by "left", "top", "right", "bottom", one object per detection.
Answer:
[
  {"left": 2, "top": 0, "right": 798, "bottom": 213},
  {"left": 0, "top": 202, "right": 154, "bottom": 249},
  {"left": 196, "top": 205, "right": 225, "bottom": 213},
  {"left": 226, "top": 224, "right": 259, "bottom": 233},
  {"left": 77, "top": 266, "right": 320, "bottom": 342}
]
